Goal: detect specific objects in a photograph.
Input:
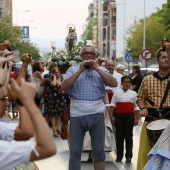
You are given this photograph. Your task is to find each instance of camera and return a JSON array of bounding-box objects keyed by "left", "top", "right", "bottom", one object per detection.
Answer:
[
  {"left": 4, "top": 52, "right": 13, "bottom": 57},
  {"left": 84, "top": 62, "right": 91, "bottom": 69},
  {"left": 12, "top": 66, "right": 19, "bottom": 74}
]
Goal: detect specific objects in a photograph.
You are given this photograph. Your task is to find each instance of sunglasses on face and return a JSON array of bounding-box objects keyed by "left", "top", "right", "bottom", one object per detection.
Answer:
[{"left": 0, "top": 96, "right": 8, "bottom": 102}]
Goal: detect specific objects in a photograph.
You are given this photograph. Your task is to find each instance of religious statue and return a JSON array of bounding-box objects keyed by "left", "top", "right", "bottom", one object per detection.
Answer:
[
  {"left": 50, "top": 41, "right": 56, "bottom": 59},
  {"left": 65, "top": 24, "right": 77, "bottom": 54}
]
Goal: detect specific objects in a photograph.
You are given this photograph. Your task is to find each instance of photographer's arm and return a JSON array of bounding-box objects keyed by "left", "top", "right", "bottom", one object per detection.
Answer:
[
  {"left": 17, "top": 53, "right": 31, "bottom": 81},
  {"left": 14, "top": 106, "right": 34, "bottom": 141},
  {"left": 7, "top": 85, "right": 34, "bottom": 141}
]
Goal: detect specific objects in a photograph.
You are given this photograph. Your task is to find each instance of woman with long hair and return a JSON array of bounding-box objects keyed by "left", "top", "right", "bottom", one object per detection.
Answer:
[
  {"left": 31, "top": 62, "right": 44, "bottom": 106},
  {"left": 131, "top": 65, "right": 143, "bottom": 93},
  {"left": 50, "top": 67, "right": 67, "bottom": 136},
  {"left": 131, "top": 65, "right": 143, "bottom": 125}
]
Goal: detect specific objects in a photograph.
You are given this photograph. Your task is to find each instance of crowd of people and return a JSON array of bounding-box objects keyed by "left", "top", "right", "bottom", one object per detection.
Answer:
[
  {"left": 0, "top": 42, "right": 57, "bottom": 169},
  {"left": 0, "top": 39, "right": 170, "bottom": 170}
]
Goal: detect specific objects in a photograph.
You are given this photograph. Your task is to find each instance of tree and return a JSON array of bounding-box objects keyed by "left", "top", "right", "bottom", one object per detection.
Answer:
[
  {"left": 77, "top": 18, "right": 98, "bottom": 48},
  {"left": 158, "top": 0, "right": 170, "bottom": 30},
  {"left": 0, "top": 16, "right": 41, "bottom": 61},
  {"left": 126, "top": 6, "right": 170, "bottom": 59}
]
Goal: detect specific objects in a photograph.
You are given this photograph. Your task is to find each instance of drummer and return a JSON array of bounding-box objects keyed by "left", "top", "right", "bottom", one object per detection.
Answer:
[{"left": 136, "top": 45, "right": 170, "bottom": 170}]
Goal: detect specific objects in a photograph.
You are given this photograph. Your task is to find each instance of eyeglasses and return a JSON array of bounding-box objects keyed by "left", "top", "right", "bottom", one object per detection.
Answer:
[
  {"left": 81, "top": 52, "right": 96, "bottom": 57},
  {"left": 0, "top": 96, "right": 8, "bottom": 102}
]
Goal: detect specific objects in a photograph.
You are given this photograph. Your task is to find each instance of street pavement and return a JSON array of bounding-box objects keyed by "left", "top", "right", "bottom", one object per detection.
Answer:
[{"left": 11, "top": 118, "right": 143, "bottom": 170}]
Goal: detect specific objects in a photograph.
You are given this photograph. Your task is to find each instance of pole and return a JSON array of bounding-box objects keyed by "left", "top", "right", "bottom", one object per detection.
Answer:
[
  {"left": 123, "top": 0, "right": 126, "bottom": 61},
  {"left": 123, "top": 0, "right": 126, "bottom": 71},
  {"left": 110, "top": 9, "right": 112, "bottom": 60},
  {"left": 143, "top": 0, "right": 147, "bottom": 70},
  {"left": 143, "top": 0, "right": 146, "bottom": 50}
]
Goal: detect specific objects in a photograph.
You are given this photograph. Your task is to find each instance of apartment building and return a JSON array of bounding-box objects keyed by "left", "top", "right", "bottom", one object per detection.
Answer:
[
  {"left": 87, "top": 0, "right": 117, "bottom": 60},
  {"left": 0, "top": 0, "right": 12, "bottom": 23}
]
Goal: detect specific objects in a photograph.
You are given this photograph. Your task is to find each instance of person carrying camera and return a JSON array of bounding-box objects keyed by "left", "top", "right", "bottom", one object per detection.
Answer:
[{"left": 61, "top": 45, "right": 117, "bottom": 170}]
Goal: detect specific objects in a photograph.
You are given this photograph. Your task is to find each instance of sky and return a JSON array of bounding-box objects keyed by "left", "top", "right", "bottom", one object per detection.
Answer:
[{"left": 12, "top": 0, "right": 167, "bottom": 56}]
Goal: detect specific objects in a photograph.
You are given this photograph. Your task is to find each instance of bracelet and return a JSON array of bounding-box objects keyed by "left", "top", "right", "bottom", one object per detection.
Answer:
[
  {"left": 141, "top": 107, "right": 147, "bottom": 110},
  {"left": 22, "top": 65, "right": 27, "bottom": 69}
]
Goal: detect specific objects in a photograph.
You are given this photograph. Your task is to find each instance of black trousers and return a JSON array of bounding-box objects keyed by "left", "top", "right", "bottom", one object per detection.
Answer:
[{"left": 114, "top": 112, "right": 134, "bottom": 159}]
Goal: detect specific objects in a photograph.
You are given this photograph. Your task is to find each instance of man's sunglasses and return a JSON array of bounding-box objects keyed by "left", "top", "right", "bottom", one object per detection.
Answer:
[{"left": 0, "top": 96, "right": 8, "bottom": 102}]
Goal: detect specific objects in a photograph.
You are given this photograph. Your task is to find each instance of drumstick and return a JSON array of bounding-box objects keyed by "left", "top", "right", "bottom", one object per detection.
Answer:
[{"left": 146, "top": 110, "right": 170, "bottom": 119}]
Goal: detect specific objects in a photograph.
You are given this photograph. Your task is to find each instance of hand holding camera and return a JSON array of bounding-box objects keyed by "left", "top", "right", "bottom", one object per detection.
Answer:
[{"left": 84, "top": 62, "right": 91, "bottom": 69}]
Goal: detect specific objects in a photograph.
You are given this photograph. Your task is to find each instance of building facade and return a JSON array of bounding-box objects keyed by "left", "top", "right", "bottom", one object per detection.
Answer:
[
  {"left": 0, "top": 0, "right": 12, "bottom": 23},
  {"left": 87, "top": 0, "right": 117, "bottom": 60}
]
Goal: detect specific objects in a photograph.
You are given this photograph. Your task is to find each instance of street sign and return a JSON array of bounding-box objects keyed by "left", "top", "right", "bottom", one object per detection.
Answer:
[
  {"left": 141, "top": 48, "right": 153, "bottom": 60},
  {"left": 125, "top": 53, "right": 133, "bottom": 62},
  {"left": 22, "top": 26, "right": 29, "bottom": 38},
  {"left": 139, "top": 55, "right": 144, "bottom": 62}
]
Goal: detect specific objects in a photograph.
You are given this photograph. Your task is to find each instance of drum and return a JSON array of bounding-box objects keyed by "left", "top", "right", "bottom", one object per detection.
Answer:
[{"left": 146, "top": 119, "right": 170, "bottom": 147}]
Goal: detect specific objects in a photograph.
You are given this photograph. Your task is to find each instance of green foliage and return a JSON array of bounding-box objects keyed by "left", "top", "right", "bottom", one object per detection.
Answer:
[
  {"left": 50, "top": 47, "right": 81, "bottom": 71},
  {"left": 126, "top": 1, "right": 170, "bottom": 58},
  {"left": 0, "top": 16, "right": 41, "bottom": 61},
  {"left": 158, "top": 0, "right": 170, "bottom": 30},
  {"left": 77, "top": 18, "right": 98, "bottom": 48}
]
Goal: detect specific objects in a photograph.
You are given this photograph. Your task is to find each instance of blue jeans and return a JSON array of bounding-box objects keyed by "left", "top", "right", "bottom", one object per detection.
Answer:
[{"left": 69, "top": 112, "right": 105, "bottom": 170}]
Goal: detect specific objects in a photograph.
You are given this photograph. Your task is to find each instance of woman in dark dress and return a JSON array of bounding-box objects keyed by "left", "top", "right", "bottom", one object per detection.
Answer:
[
  {"left": 40, "top": 65, "right": 67, "bottom": 137},
  {"left": 131, "top": 65, "right": 143, "bottom": 93},
  {"left": 131, "top": 65, "right": 143, "bottom": 125}
]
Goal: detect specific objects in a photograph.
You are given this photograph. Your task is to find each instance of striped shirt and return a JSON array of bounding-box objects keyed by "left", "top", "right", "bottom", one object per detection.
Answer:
[
  {"left": 63, "top": 65, "right": 110, "bottom": 101},
  {"left": 137, "top": 73, "right": 170, "bottom": 108}
]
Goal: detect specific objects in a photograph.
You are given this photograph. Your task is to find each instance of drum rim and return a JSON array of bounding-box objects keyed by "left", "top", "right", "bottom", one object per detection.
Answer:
[{"left": 146, "top": 118, "right": 170, "bottom": 130}]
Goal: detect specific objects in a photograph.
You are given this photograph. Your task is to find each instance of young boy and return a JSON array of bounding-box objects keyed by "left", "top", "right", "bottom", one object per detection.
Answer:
[{"left": 109, "top": 75, "right": 139, "bottom": 163}]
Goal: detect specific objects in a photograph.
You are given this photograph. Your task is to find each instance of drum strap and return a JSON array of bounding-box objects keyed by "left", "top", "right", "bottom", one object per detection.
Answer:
[{"left": 159, "top": 79, "right": 170, "bottom": 109}]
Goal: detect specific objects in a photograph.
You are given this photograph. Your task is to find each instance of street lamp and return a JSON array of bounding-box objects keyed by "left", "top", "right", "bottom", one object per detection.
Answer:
[{"left": 16, "top": 9, "right": 29, "bottom": 25}]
